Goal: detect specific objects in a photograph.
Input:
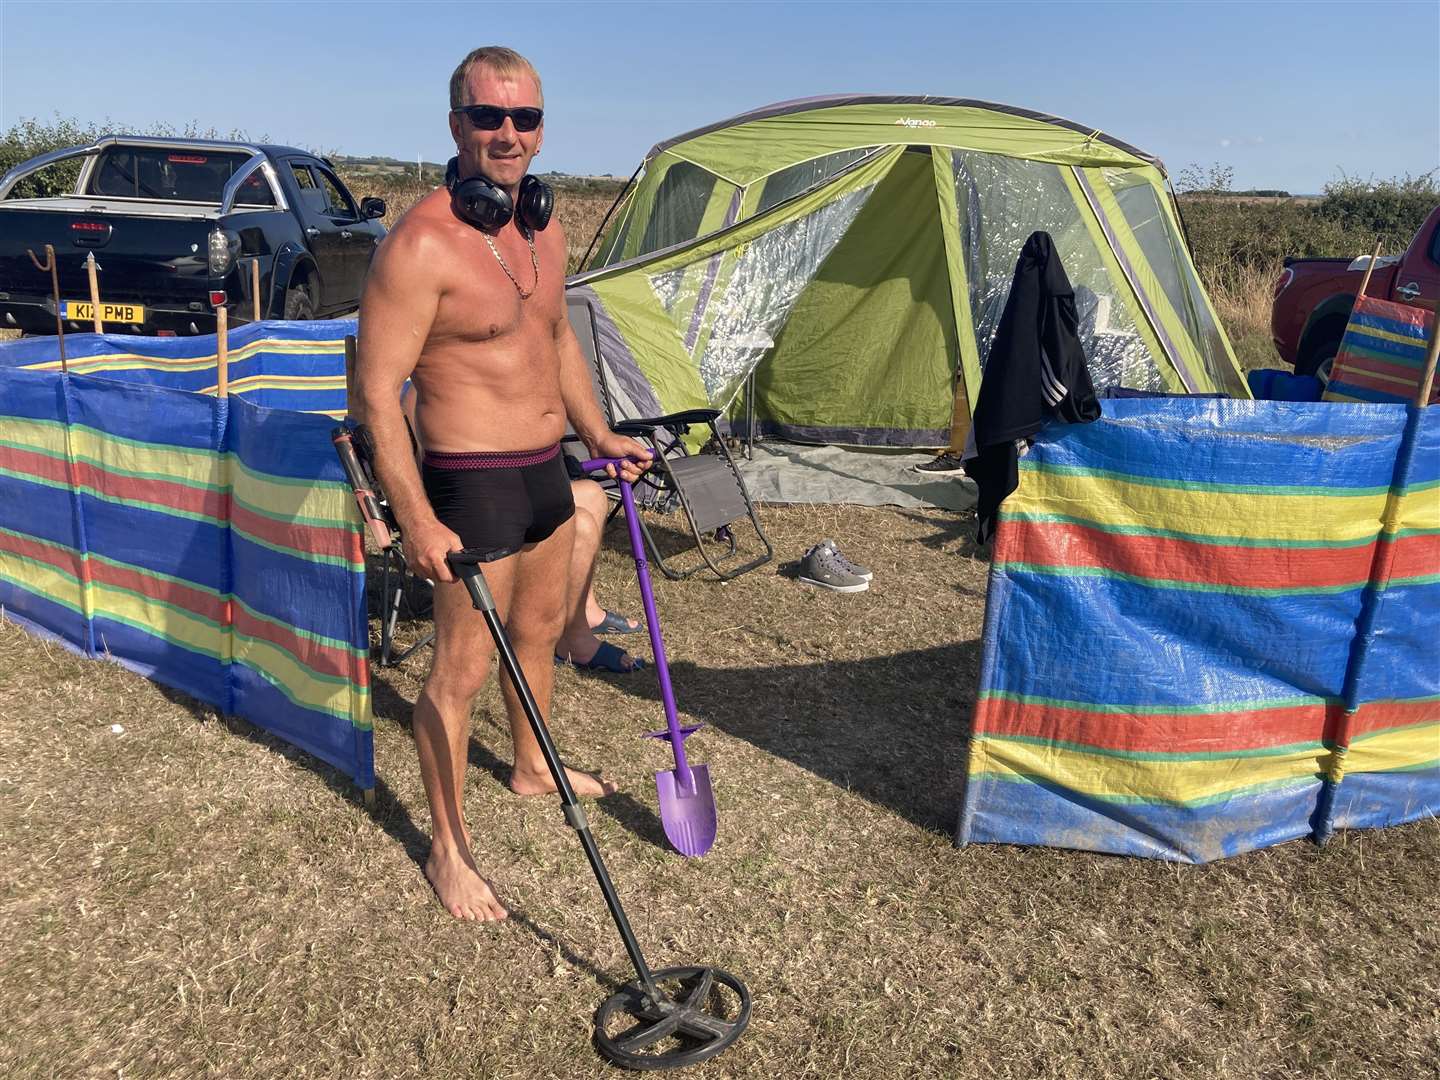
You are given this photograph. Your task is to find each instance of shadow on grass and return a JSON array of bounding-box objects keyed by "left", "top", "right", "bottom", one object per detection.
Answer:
[
  {"left": 155, "top": 678, "right": 646, "bottom": 989},
  {"left": 605, "top": 640, "right": 982, "bottom": 836},
  {"left": 154, "top": 682, "right": 430, "bottom": 868},
  {"left": 372, "top": 667, "right": 672, "bottom": 852}
]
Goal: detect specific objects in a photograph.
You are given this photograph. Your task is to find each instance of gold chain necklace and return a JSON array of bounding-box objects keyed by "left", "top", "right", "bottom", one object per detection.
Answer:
[{"left": 483, "top": 230, "right": 539, "bottom": 300}]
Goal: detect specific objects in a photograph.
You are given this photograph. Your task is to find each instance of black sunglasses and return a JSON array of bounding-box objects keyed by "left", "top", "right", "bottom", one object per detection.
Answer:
[{"left": 451, "top": 104, "right": 544, "bottom": 132}]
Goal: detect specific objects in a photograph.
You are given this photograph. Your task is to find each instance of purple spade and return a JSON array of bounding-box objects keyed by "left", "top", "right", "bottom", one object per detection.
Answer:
[{"left": 586, "top": 460, "right": 718, "bottom": 857}]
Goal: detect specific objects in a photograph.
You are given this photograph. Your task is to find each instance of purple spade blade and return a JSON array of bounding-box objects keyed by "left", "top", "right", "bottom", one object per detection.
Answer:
[{"left": 655, "top": 763, "right": 717, "bottom": 857}]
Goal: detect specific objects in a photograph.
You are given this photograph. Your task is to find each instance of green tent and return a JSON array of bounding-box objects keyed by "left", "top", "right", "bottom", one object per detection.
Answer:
[{"left": 568, "top": 95, "right": 1248, "bottom": 447}]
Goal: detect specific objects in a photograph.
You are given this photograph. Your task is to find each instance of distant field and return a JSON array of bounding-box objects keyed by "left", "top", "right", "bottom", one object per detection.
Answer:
[{"left": 335, "top": 168, "right": 622, "bottom": 275}]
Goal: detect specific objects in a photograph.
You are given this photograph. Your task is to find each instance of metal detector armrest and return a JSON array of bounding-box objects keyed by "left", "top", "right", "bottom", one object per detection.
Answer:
[{"left": 448, "top": 545, "right": 519, "bottom": 565}]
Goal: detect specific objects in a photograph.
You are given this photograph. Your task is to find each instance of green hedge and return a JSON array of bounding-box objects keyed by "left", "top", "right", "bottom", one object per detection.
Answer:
[{"left": 1178, "top": 174, "right": 1438, "bottom": 290}]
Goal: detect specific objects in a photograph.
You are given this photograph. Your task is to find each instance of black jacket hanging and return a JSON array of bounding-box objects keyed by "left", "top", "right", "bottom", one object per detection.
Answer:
[{"left": 963, "top": 231, "right": 1101, "bottom": 543}]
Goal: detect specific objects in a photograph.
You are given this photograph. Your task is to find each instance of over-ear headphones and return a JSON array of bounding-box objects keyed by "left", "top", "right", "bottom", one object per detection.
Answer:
[{"left": 445, "top": 157, "right": 554, "bottom": 236}]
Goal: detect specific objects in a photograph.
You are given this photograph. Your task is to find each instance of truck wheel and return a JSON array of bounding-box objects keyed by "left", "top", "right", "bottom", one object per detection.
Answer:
[
  {"left": 1296, "top": 315, "right": 1346, "bottom": 386},
  {"left": 283, "top": 283, "right": 315, "bottom": 321}
]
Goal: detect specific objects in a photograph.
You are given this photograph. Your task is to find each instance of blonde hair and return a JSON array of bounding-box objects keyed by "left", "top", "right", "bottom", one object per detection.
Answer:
[{"left": 449, "top": 47, "right": 544, "bottom": 109}]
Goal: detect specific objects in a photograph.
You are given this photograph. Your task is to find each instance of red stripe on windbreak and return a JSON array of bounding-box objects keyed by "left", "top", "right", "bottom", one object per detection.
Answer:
[
  {"left": 230, "top": 501, "right": 356, "bottom": 561},
  {"left": 0, "top": 528, "right": 85, "bottom": 579},
  {"left": 975, "top": 696, "right": 1435, "bottom": 753},
  {"left": 975, "top": 695, "right": 1336, "bottom": 753},
  {"left": 231, "top": 603, "right": 367, "bottom": 686},
  {"left": 1336, "top": 352, "right": 1424, "bottom": 380},
  {"left": 0, "top": 444, "right": 71, "bottom": 486},
  {"left": 0, "top": 446, "right": 219, "bottom": 517},
  {"left": 1377, "top": 533, "right": 1440, "bottom": 582},
  {"left": 73, "top": 459, "right": 223, "bottom": 517},
  {"left": 1347, "top": 699, "right": 1438, "bottom": 739},
  {"left": 87, "top": 558, "right": 228, "bottom": 624},
  {"left": 1, "top": 446, "right": 359, "bottom": 560},
  {"left": 1000, "top": 520, "right": 1374, "bottom": 590}
]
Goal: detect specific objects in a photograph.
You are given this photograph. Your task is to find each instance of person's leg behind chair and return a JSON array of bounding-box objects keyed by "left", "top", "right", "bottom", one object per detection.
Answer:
[{"left": 555, "top": 478, "right": 645, "bottom": 673}]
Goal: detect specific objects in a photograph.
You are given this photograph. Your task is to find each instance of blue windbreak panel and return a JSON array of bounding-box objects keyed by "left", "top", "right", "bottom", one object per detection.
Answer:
[{"left": 981, "top": 571, "right": 1364, "bottom": 707}]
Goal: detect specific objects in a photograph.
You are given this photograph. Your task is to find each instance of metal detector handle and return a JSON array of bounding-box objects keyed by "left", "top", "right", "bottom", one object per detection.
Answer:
[
  {"left": 331, "top": 427, "right": 395, "bottom": 551},
  {"left": 581, "top": 458, "right": 695, "bottom": 789}
]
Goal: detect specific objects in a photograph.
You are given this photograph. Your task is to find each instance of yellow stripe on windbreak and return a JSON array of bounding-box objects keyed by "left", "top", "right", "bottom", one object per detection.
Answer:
[
  {"left": 1346, "top": 722, "right": 1440, "bottom": 774},
  {"left": 1008, "top": 469, "right": 1387, "bottom": 545},
  {"left": 975, "top": 734, "right": 1326, "bottom": 805},
  {"left": 0, "top": 551, "right": 84, "bottom": 610},
  {"left": 1347, "top": 323, "right": 1428, "bottom": 350},
  {"left": 89, "top": 579, "right": 358, "bottom": 719},
  {"left": 21, "top": 336, "right": 347, "bottom": 374},
  {"left": 233, "top": 632, "right": 362, "bottom": 719},
  {"left": 90, "top": 578, "right": 224, "bottom": 660},
  {"left": 0, "top": 416, "right": 69, "bottom": 456},
  {"left": 231, "top": 463, "right": 351, "bottom": 527},
  {"left": 6, "top": 418, "right": 350, "bottom": 526},
  {"left": 65, "top": 425, "right": 226, "bottom": 491},
  {"left": 1391, "top": 487, "right": 1440, "bottom": 535},
  {"left": 217, "top": 373, "right": 347, "bottom": 390}
]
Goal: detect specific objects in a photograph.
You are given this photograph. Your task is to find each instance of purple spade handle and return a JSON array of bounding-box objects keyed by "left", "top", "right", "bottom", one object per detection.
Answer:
[{"left": 582, "top": 457, "right": 695, "bottom": 792}]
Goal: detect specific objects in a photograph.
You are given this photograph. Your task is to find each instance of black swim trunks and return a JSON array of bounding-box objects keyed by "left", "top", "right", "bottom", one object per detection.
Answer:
[{"left": 422, "top": 443, "right": 575, "bottom": 559}]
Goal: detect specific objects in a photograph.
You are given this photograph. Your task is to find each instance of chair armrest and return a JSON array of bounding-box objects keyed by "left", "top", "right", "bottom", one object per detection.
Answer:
[{"left": 611, "top": 408, "right": 722, "bottom": 437}]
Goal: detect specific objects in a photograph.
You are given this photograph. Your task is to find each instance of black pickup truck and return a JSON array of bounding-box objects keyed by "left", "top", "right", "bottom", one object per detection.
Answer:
[{"left": 0, "top": 136, "right": 387, "bottom": 335}]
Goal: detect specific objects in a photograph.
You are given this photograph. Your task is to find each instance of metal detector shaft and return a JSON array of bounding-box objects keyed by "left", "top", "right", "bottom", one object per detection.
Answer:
[{"left": 448, "top": 552, "right": 658, "bottom": 997}]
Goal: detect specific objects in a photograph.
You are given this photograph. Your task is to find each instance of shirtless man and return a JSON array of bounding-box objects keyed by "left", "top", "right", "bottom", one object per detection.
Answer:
[{"left": 356, "top": 46, "right": 650, "bottom": 922}]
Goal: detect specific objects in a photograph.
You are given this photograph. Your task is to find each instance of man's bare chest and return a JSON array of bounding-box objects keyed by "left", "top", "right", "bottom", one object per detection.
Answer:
[{"left": 436, "top": 238, "right": 556, "bottom": 344}]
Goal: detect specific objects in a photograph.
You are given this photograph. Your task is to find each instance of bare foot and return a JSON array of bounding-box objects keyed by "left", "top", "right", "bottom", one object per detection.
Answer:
[
  {"left": 510, "top": 763, "right": 619, "bottom": 798},
  {"left": 425, "top": 846, "right": 509, "bottom": 922}
]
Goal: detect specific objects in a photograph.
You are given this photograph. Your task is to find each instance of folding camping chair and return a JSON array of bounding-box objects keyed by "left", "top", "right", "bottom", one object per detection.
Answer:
[
  {"left": 343, "top": 335, "right": 434, "bottom": 667},
  {"left": 565, "top": 293, "right": 773, "bottom": 581}
]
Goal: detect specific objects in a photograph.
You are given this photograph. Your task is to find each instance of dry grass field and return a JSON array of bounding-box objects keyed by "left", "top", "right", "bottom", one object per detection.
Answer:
[{"left": 3, "top": 502, "right": 1438, "bottom": 1079}]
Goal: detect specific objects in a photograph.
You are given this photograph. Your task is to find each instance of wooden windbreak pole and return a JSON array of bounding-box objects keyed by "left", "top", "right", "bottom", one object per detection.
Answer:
[
  {"left": 1355, "top": 239, "right": 1383, "bottom": 300},
  {"left": 84, "top": 251, "right": 103, "bottom": 333},
  {"left": 344, "top": 334, "right": 361, "bottom": 422},
  {"left": 251, "top": 260, "right": 262, "bottom": 322},
  {"left": 1416, "top": 312, "right": 1440, "bottom": 408},
  {"left": 216, "top": 306, "right": 229, "bottom": 397}
]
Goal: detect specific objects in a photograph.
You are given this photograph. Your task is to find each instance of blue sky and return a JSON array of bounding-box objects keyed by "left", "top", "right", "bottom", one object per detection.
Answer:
[{"left": 2, "top": 0, "right": 1436, "bottom": 193}]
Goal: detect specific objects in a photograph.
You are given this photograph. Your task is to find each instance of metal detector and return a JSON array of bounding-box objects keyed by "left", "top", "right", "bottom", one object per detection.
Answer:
[
  {"left": 331, "top": 425, "right": 751, "bottom": 1069},
  {"left": 447, "top": 549, "right": 750, "bottom": 1069}
]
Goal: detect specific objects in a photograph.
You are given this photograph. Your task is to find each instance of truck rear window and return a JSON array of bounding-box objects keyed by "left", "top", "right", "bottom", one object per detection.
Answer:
[{"left": 87, "top": 148, "right": 275, "bottom": 206}]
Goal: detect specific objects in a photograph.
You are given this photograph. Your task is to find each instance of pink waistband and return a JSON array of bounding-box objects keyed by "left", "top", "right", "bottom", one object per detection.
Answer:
[{"left": 423, "top": 444, "right": 561, "bottom": 471}]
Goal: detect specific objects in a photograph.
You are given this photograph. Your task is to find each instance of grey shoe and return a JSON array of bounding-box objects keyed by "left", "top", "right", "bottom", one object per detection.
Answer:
[
  {"left": 820, "top": 538, "right": 872, "bottom": 581},
  {"left": 798, "top": 544, "right": 869, "bottom": 592},
  {"left": 912, "top": 452, "right": 965, "bottom": 474}
]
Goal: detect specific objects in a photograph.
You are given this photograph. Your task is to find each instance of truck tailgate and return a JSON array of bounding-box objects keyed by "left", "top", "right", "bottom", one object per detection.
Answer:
[{"left": 0, "top": 207, "right": 213, "bottom": 305}]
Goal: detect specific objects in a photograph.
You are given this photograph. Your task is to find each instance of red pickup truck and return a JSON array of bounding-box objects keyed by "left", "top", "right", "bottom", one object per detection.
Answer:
[{"left": 1272, "top": 203, "right": 1440, "bottom": 379}]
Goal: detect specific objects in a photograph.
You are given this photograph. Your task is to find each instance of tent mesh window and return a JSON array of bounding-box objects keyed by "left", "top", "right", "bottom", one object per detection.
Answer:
[
  {"left": 1103, "top": 170, "right": 1245, "bottom": 396},
  {"left": 648, "top": 185, "right": 878, "bottom": 406},
  {"left": 754, "top": 147, "right": 877, "bottom": 215},
  {"left": 952, "top": 150, "right": 1163, "bottom": 392}
]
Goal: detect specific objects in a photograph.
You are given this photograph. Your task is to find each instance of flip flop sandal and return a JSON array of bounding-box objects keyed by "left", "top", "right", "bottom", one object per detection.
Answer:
[
  {"left": 554, "top": 641, "right": 647, "bottom": 674},
  {"left": 590, "top": 609, "right": 643, "bottom": 635}
]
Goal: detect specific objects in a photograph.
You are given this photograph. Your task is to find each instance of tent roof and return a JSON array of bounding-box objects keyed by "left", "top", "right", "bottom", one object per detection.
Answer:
[{"left": 645, "top": 95, "right": 1165, "bottom": 187}]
